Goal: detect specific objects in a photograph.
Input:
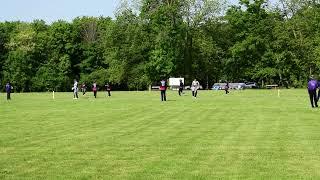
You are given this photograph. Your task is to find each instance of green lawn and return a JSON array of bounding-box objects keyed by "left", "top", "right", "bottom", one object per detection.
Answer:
[{"left": 1, "top": 89, "right": 320, "bottom": 179}]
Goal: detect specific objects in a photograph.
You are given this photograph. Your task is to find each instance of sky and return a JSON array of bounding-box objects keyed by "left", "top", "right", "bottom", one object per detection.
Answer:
[
  {"left": 0, "top": 0, "right": 276, "bottom": 24},
  {"left": 0, "top": 0, "right": 119, "bottom": 23}
]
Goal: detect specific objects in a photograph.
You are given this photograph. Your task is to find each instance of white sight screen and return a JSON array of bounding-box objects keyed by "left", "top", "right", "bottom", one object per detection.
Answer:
[{"left": 169, "top": 78, "right": 184, "bottom": 86}]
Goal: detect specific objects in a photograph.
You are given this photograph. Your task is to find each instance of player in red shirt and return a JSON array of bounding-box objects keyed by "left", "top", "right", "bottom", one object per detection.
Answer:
[{"left": 92, "top": 82, "right": 98, "bottom": 98}]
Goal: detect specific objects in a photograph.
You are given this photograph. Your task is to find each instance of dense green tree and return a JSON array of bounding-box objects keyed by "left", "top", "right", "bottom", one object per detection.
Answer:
[
  {"left": 1, "top": 0, "right": 320, "bottom": 91},
  {"left": 0, "top": 22, "right": 20, "bottom": 89},
  {"left": 3, "top": 23, "right": 37, "bottom": 92}
]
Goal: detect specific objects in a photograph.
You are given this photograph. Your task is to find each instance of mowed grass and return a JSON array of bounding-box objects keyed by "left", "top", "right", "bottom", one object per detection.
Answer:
[{"left": 1, "top": 89, "right": 320, "bottom": 179}]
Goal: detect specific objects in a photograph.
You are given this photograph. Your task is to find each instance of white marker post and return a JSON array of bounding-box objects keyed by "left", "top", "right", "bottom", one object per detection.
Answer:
[
  {"left": 278, "top": 89, "right": 280, "bottom": 97},
  {"left": 53, "top": 91, "right": 55, "bottom": 99}
]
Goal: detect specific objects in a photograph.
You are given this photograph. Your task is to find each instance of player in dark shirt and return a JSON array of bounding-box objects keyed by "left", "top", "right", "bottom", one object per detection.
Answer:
[
  {"left": 81, "top": 83, "right": 87, "bottom": 95},
  {"left": 105, "top": 83, "right": 111, "bottom": 97},
  {"left": 225, "top": 82, "right": 230, "bottom": 94},
  {"left": 308, "top": 76, "right": 318, "bottom": 108},
  {"left": 179, "top": 79, "right": 184, "bottom": 96},
  {"left": 5, "top": 82, "right": 12, "bottom": 100}
]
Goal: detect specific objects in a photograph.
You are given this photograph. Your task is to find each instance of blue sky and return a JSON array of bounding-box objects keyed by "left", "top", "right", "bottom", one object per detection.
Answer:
[
  {"left": 0, "top": 0, "right": 118, "bottom": 23},
  {"left": 0, "top": 0, "right": 275, "bottom": 23}
]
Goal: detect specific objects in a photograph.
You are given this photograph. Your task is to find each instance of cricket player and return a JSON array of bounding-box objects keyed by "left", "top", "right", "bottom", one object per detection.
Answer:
[
  {"left": 179, "top": 79, "right": 184, "bottom": 96},
  {"left": 81, "top": 83, "right": 87, "bottom": 95},
  {"left": 105, "top": 83, "right": 111, "bottom": 97},
  {"left": 5, "top": 82, "right": 12, "bottom": 100},
  {"left": 160, "top": 79, "right": 167, "bottom": 101},
  {"left": 92, "top": 82, "right": 98, "bottom": 98},
  {"left": 73, "top": 79, "right": 79, "bottom": 99},
  {"left": 308, "top": 76, "right": 318, "bottom": 108},
  {"left": 191, "top": 79, "right": 200, "bottom": 98},
  {"left": 225, "top": 82, "right": 230, "bottom": 94}
]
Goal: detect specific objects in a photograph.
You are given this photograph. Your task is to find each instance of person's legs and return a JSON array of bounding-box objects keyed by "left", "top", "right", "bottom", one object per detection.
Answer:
[
  {"left": 94, "top": 91, "right": 97, "bottom": 98},
  {"left": 195, "top": 90, "right": 198, "bottom": 98},
  {"left": 108, "top": 90, "right": 111, "bottom": 97},
  {"left": 164, "top": 90, "right": 166, "bottom": 101},
  {"left": 309, "top": 90, "right": 315, "bottom": 107},
  {"left": 76, "top": 91, "right": 79, "bottom": 99},
  {"left": 7, "top": 92, "right": 10, "bottom": 100},
  {"left": 313, "top": 90, "right": 318, "bottom": 107},
  {"left": 192, "top": 91, "right": 195, "bottom": 97},
  {"left": 161, "top": 90, "right": 164, "bottom": 101},
  {"left": 178, "top": 88, "right": 181, "bottom": 96}
]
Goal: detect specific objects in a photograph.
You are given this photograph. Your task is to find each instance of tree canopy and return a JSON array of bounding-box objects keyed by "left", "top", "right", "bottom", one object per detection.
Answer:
[{"left": 1, "top": 0, "right": 320, "bottom": 91}]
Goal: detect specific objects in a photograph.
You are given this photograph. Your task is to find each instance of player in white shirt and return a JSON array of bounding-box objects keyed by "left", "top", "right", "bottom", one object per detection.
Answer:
[
  {"left": 191, "top": 79, "right": 200, "bottom": 98},
  {"left": 72, "top": 79, "right": 79, "bottom": 99}
]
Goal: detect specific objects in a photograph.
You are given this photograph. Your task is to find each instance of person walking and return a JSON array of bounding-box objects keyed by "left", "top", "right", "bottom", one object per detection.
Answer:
[
  {"left": 5, "top": 82, "right": 12, "bottom": 100},
  {"left": 92, "top": 82, "right": 98, "bottom": 98},
  {"left": 178, "top": 79, "right": 184, "bottom": 96},
  {"left": 191, "top": 79, "right": 200, "bottom": 98},
  {"left": 160, "top": 79, "right": 167, "bottom": 101},
  {"left": 225, "top": 81, "right": 230, "bottom": 94},
  {"left": 308, "top": 76, "right": 318, "bottom": 108}
]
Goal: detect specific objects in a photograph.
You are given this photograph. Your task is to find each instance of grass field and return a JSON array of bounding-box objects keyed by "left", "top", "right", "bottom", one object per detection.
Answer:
[{"left": 1, "top": 89, "right": 320, "bottom": 179}]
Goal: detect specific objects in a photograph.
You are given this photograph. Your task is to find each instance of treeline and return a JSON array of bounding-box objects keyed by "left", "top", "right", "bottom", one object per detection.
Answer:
[{"left": 1, "top": 0, "right": 320, "bottom": 92}]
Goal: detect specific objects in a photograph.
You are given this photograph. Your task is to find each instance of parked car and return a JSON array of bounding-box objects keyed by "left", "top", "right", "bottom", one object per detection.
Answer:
[
  {"left": 212, "top": 83, "right": 227, "bottom": 90},
  {"left": 245, "top": 82, "right": 258, "bottom": 89},
  {"left": 212, "top": 83, "right": 246, "bottom": 90},
  {"left": 212, "top": 85, "right": 221, "bottom": 90},
  {"left": 236, "top": 83, "right": 246, "bottom": 90}
]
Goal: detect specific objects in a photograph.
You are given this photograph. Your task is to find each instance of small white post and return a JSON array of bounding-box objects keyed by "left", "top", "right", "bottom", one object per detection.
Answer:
[
  {"left": 278, "top": 89, "right": 280, "bottom": 97},
  {"left": 53, "top": 91, "right": 55, "bottom": 99}
]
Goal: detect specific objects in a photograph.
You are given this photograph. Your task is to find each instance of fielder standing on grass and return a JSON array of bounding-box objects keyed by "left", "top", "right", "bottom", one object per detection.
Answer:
[
  {"left": 179, "top": 79, "right": 184, "bottom": 96},
  {"left": 105, "top": 83, "right": 111, "bottom": 97},
  {"left": 191, "top": 79, "right": 200, "bottom": 99},
  {"left": 160, "top": 79, "right": 167, "bottom": 101},
  {"left": 92, "top": 81, "right": 98, "bottom": 98},
  {"left": 308, "top": 76, "right": 318, "bottom": 108},
  {"left": 81, "top": 83, "right": 87, "bottom": 95},
  {"left": 72, "top": 79, "right": 79, "bottom": 99},
  {"left": 5, "top": 82, "right": 12, "bottom": 100}
]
